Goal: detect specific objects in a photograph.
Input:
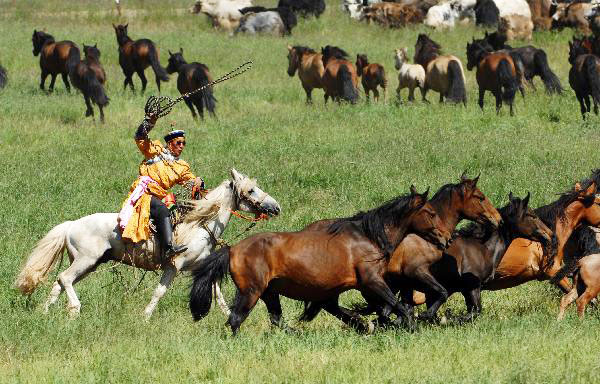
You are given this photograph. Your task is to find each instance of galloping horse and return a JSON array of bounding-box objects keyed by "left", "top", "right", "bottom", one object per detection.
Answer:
[
  {"left": 466, "top": 41, "right": 519, "bottom": 115},
  {"left": 286, "top": 45, "right": 324, "bottom": 104},
  {"left": 166, "top": 48, "right": 216, "bottom": 120},
  {"left": 568, "top": 37, "right": 600, "bottom": 119},
  {"left": 69, "top": 44, "right": 109, "bottom": 123},
  {"left": 320, "top": 45, "right": 359, "bottom": 104},
  {"left": 113, "top": 24, "right": 169, "bottom": 93},
  {"left": 413, "top": 34, "right": 467, "bottom": 105},
  {"left": 484, "top": 170, "right": 600, "bottom": 293},
  {"left": 190, "top": 186, "right": 451, "bottom": 334},
  {"left": 355, "top": 54, "right": 387, "bottom": 103},
  {"left": 15, "top": 169, "right": 280, "bottom": 318},
  {"left": 32, "top": 30, "right": 80, "bottom": 92}
]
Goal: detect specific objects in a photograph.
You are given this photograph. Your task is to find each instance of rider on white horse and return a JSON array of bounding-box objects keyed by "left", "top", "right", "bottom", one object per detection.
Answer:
[{"left": 118, "top": 114, "right": 204, "bottom": 259}]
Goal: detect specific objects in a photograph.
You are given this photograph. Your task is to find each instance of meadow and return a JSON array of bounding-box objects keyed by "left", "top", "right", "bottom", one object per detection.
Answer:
[{"left": 2, "top": 0, "right": 600, "bottom": 382}]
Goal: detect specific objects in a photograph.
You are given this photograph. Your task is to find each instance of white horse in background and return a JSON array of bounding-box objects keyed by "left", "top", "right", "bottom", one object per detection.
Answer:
[
  {"left": 15, "top": 169, "right": 281, "bottom": 318},
  {"left": 394, "top": 47, "right": 426, "bottom": 102},
  {"left": 425, "top": 0, "right": 476, "bottom": 28}
]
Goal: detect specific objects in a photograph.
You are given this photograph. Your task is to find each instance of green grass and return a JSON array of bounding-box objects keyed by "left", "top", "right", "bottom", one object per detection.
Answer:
[{"left": 2, "top": 1, "right": 600, "bottom": 382}]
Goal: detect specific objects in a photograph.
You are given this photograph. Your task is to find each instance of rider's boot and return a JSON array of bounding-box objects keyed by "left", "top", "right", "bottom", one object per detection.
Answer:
[{"left": 158, "top": 216, "right": 187, "bottom": 259}]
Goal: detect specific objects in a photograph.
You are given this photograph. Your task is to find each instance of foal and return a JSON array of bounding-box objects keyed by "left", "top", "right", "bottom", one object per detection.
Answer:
[
  {"left": 113, "top": 24, "right": 169, "bottom": 93},
  {"left": 32, "top": 30, "right": 80, "bottom": 92},
  {"left": 166, "top": 49, "right": 216, "bottom": 120},
  {"left": 69, "top": 44, "right": 109, "bottom": 123},
  {"left": 394, "top": 47, "right": 425, "bottom": 103},
  {"left": 286, "top": 45, "right": 324, "bottom": 104},
  {"left": 355, "top": 54, "right": 387, "bottom": 103}
]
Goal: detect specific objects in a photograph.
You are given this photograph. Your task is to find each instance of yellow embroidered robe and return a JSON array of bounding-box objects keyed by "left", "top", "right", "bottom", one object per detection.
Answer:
[{"left": 121, "top": 138, "right": 196, "bottom": 243}]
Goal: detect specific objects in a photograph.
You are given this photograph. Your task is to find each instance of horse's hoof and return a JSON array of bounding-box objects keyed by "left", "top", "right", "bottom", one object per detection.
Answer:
[
  {"left": 367, "top": 321, "right": 375, "bottom": 334},
  {"left": 85, "top": 110, "right": 93, "bottom": 117}
]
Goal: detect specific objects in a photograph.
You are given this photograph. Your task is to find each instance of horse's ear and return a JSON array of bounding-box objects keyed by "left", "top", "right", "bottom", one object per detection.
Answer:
[
  {"left": 112, "top": 23, "right": 117, "bottom": 29},
  {"left": 472, "top": 173, "right": 480, "bottom": 186},
  {"left": 508, "top": 191, "right": 514, "bottom": 202},
  {"left": 410, "top": 184, "right": 417, "bottom": 195},
  {"left": 168, "top": 49, "right": 173, "bottom": 56},
  {"left": 574, "top": 182, "right": 582, "bottom": 192},
  {"left": 230, "top": 168, "right": 242, "bottom": 182},
  {"left": 180, "top": 47, "right": 183, "bottom": 53},
  {"left": 460, "top": 170, "right": 468, "bottom": 182},
  {"left": 34, "top": 29, "right": 37, "bottom": 33},
  {"left": 124, "top": 23, "right": 128, "bottom": 28},
  {"left": 287, "top": 44, "right": 292, "bottom": 51},
  {"left": 523, "top": 192, "right": 530, "bottom": 209},
  {"left": 94, "top": 43, "right": 97, "bottom": 48},
  {"left": 421, "top": 186, "right": 430, "bottom": 200}
]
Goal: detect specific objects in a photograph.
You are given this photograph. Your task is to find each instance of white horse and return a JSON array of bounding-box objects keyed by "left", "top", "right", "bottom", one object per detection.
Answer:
[
  {"left": 394, "top": 47, "right": 426, "bottom": 103},
  {"left": 425, "top": 0, "right": 476, "bottom": 29},
  {"left": 15, "top": 169, "right": 281, "bottom": 318}
]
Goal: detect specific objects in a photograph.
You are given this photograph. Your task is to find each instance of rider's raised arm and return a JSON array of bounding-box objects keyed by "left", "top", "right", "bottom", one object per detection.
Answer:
[{"left": 134, "top": 117, "right": 163, "bottom": 159}]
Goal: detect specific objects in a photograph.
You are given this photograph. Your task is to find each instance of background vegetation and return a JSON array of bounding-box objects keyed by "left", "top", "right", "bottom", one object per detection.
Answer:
[{"left": 2, "top": 0, "right": 600, "bottom": 382}]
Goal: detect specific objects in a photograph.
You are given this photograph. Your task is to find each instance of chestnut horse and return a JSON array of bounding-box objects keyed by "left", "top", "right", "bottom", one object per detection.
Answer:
[
  {"left": 69, "top": 44, "right": 109, "bottom": 123},
  {"left": 355, "top": 54, "right": 387, "bottom": 103},
  {"left": 286, "top": 45, "right": 324, "bottom": 104},
  {"left": 32, "top": 30, "right": 80, "bottom": 92},
  {"left": 568, "top": 37, "right": 600, "bottom": 119},
  {"left": 190, "top": 187, "right": 451, "bottom": 334},
  {"left": 466, "top": 41, "right": 519, "bottom": 116},
  {"left": 413, "top": 34, "right": 467, "bottom": 105},
  {"left": 166, "top": 48, "right": 216, "bottom": 120},
  {"left": 113, "top": 24, "right": 169, "bottom": 93},
  {"left": 320, "top": 45, "right": 359, "bottom": 104},
  {"left": 484, "top": 170, "right": 600, "bottom": 293}
]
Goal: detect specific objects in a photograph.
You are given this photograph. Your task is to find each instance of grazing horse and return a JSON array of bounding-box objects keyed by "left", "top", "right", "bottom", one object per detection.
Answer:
[
  {"left": 69, "top": 44, "right": 109, "bottom": 123},
  {"left": 15, "top": 169, "right": 280, "bottom": 318},
  {"left": 113, "top": 24, "right": 169, "bottom": 93},
  {"left": 286, "top": 45, "right": 324, "bottom": 104},
  {"left": 394, "top": 47, "right": 425, "bottom": 103},
  {"left": 414, "top": 34, "right": 467, "bottom": 105},
  {"left": 320, "top": 45, "right": 359, "bottom": 104},
  {"left": 355, "top": 54, "right": 387, "bottom": 103},
  {"left": 466, "top": 41, "right": 519, "bottom": 115},
  {"left": 568, "top": 38, "right": 600, "bottom": 119},
  {"left": 190, "top": 187, "right": 451, "bottom": 334},
  {"left": 484, "top": 170, "right": 600, "bottom": 293},
  {"left": 32, "top": 30, "right": 80, "bottom": 92},
  {"left": 166, "top": 49, "right": 216, "bottom": 120}
]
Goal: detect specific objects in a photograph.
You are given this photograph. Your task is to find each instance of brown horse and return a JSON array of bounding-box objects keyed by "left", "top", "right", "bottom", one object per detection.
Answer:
[
  {"left": 32, "top": 30, "right": 80, "bottom": 92},
  {"left": 320, "top": 45, "right": 359, "bottom": 104},
  {"left": 113, "top": 24, "right": 169, "bottom": 93},
  {"left": 69, "top": 44, "right": 109, "bottom": 123},
  {"left": 355, "top": 54, "right": 387, "bottom": 103},
  {"left": 286, "top": 45, "right": 324, "bottom": 104},
  {"left": 466, "top": 41, "right": 519, "bottom": 116},
  {"left": 414, "top": 33, "right": 467, "bottom": 105},
  {"left": 484, "top": 170, "right": 600, "bottom": 293},
  {"left": 190, "top": 187, "right": 451, "bottom": 334},
  {"left": 165, "top": 48, "right": 216, "bottom": 120}
]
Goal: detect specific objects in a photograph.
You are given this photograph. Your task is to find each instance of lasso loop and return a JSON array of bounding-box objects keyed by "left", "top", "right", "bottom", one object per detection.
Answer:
[{"left": 143, "top": 61, "right": 253, "bottom": 119}]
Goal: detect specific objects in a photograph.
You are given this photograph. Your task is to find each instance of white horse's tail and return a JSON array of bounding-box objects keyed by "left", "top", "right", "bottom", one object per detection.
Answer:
[{"left": 15, "top": 221, "right": 72, "bottom": 295}]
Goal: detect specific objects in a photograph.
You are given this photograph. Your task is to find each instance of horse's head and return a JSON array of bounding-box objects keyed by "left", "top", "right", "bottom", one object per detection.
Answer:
[
  {"left": 32, "top": 30, "right": 53, "bottom": 56},
  {"left": 503, "top": 192, "right": 553, "bottom": 245},
  {"left": 230, "top": 168, "right": 281, "bottom": 218},
  {"left": 465, "top": 40, "right": 488, "bottom": 71},
  {"left": 189, "top": 0, "right": 203, "bottom": 14},
  {"left": 569, "top": 37, "right": 591, "bottom": 64},
  {"left": 394, "top": 47, "right": 409, "bottom": 70},
  {"left": 286, "top": 45, "right": 299, "bottom": 77},
  {"left": 574, "top": 180, "right": 600, "bottom": 227},
  {"left": 83, "top": 44, "right": 100, "bottom": 61},
  {"left": 407, "top": 185, "right": 451, "bottom": 250},
  {"left": 112, "top": 23, "right": 129, "bottom": 45},
  {"left": 457, "top": 172, "right": 502, "bottom": 228},
  {"left": 414, "top": 33, "right": 440, "bottom": 66},
  {"left": 355, "top": 54, "right": 368, "bottom": 74},
  {"left": 166, "top": 48, "right": 186, "bottom": 74}
]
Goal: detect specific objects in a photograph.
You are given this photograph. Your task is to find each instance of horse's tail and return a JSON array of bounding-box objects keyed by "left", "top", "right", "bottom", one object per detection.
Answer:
[
  {"left": 376, "top": 65, "right": 387, "bottom": 89},
  {"left": 192, "top": 66, "right": 216, "bottom": 115},
  {"left": 584, "top": 55, "right": 600, "bottom": 105},
  {"left": 447, "top": 59, "right": 467, "bottom": 106},
  {"left": 533, "top": 49, "right": 563, "bottom": 94},
  {"left": 189, "top": 246, "right": 230, "bottom": 321},
  {"left": 15, "top": 221, "right": 72, "bottom": 295},
  {"left": 84, "top": 68, "right": 109, "bottom": 107},
  {"left": 0, "top": 64, "right": 7, "bottom": 89},
  {"left": 497, "top": 58, "right": 518, "bottom": 104},
  {"left": 148, "top": 44, "right": 169, "bottom": 82},
  {"left": 339, "top": 64, "right": 359, "bottom": 104},
  {"left": 66, "top": 45, "right": 80, "bottom": 74}
]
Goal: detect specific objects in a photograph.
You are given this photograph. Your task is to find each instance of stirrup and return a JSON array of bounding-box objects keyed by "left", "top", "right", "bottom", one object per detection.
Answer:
[{"left": 165, "top": 244, "right": 188, "bottom": 258}]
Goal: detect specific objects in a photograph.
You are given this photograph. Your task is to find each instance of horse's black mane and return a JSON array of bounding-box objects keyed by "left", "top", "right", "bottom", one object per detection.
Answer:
[
  {"left": 322, "top": 45, "right": 349, "bottom": 60},
  {"left": 293, "top": 45, "right": 316, "bottom": 57},
  {"left": 429, "top": 182, "right": 464, "bottom": 206},
  {"left": 414, "top": 33, "right": 441, "bottom": 66},
  {"left": 327, "top": 193, "right": 418, "bottom": 257},
  {"left": 458, "top": 199, "right": 517, "bottom": 240},
  {"left": 534, "top": 169, "right": 600, "bottom": 230}
]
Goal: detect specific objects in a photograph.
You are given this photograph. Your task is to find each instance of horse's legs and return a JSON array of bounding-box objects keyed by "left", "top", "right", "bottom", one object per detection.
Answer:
[
  {"left": 136, "top": 68, "right": 148, "bottom": 94},
  {"left": 227, "top": 289, "right": 261, "bottom": 335},
  {"left": 44, "top": 281, "right": 63, "bottom": 313},
  {"left": 123, "top": 75, "right": 135, "bottom": 92},
  {"left": 584, "top": 95, "right": 591, "bottom": 113},
  {"left": 558, "top": 286, "right": 579, "bottom": 320},
  {"left": 304, "top": 86, "right": 313, "bottom": 104},
  {"left": 478, "top": 88, "right": 485, "bottom": 111},
  {"left": 49, "top": 74, "right": 58, "bottom": 92},
  {"left": 58, "top": 254, "right": 101, "bottom": 315},
  {"left": 407, "top": 87, "right": 415, "bottom": 102},
  {"left": 412, "top": 267, "right": 448, "bottom": 322},
  {"left": 84, "top": 95, "right": 94, "bottom": 117},
  {"left": 40, "top": 70, "right": 49, "bottom": 90},
  {"left": 361, "top": 275, "right": 414, "bottom": 330},
  {"left": 576, "top": 290, "right": 595, "bottom": 318},
  {"left": 322, "top": 298, "right": 373, "bottom": 334},
  {"left": 461, "top": 288, "right": 482, "bottom": 322},
  {"left": 324, "top": 93, "right": 329, "bottom": 104},
  {"left": 438, "top": 93, "right": 444, "bottom": 103},
  {"left": 421, "top": 86, "right": 430, "bottom": 103},
  {"left": 98, "top": 105, "right": 105, "bottom": 124},
  {"left": 184, "top": 98, "right": 197, "bottom": 120},
  {"left": 192, "top": 98, "right": 205, "bottom": 120},
  {"left": 143, "top": 264, "right": 177, "bottom": 319},
  {"left": 397, "top": 86, "right": 403, "bottom": 104},
  {"left": 261, "top": 290, "right": 292, "bottom": 331},
  {"left": 576, "top": 92, "right": 587, "bottom": 118},
  {"left": 494, "top": 91, "right": 502, "bottom": 115},
  {"left": 373, "top": 88, "right": 380, "bottom": 103},
  {"left": 61, "top": 73, "right": 71, "bottom": 92}
]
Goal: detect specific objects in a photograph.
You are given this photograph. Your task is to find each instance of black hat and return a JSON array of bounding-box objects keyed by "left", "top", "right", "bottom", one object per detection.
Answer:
[{"left": 164, "top": 130, "right": 185, "bottom": 142}]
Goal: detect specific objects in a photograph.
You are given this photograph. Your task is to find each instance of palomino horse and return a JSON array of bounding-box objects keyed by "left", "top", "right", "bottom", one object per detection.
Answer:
[
  {"left": 394, "top": 47, "right": 425, "bottom": 103},
  {"left": 413, "top": 33, "right": 467, "bottom": 105},
  {"left": 286, "top": 45, "right": 324, "bottom": 104},
  {"left": 568, "top": 37, "right": 600, "bottom": 119},
  {"left": 320, "top": 45, "right": 359, "bottom": 104},
  {"left": 484, "top": 170, "right": 600, "bottom": 293},
  {"left": 15, "top": 169, "right": 280, "bottom": 318},
  {"left": 355, "top": 54, "right": 387, "bottom": 103},
  {"left": 69, "top": 44, "right": 109, "bottom": 123},
  {"left": 113, "top": 24, "right": 169, "bottom": 93},
  {"left": 166, "top": 48, "right": 216, "bottom": 120},
  {"left": 32, "top": 30, "right": 80, "bottom": 92},
  {"left": 190, "top": 187, "right": 451, "bottom": 334},
  {"left": 466, "top": 41, "right": 519, "bottom": 116}
]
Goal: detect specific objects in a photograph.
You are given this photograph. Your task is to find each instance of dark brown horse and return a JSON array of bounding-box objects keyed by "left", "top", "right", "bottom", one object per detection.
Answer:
[
  {"left": 113, "top": 24, "right": 169, "bottom": 93},
  {"left": 568, "top": 37, "right": 600, "bottom": 119},
  {"left": 190, "top": 187, "right": 451, "bottom": 334},
  {"left": 355, "top": 54, "right": 387, "bottom": 103},
  {"left": 166, "top": 48, "right": 216, "bottom": 120},
  {"left": 321, "top": 45, "right": 359, "bottom": 104},
  {"left": 69, "top": 44, "right": 109, "bottom": 123},
  {"left": 32, "top": 30, "right": 80, "bottom": 92},
  {"left": 466, "top": 41, "right": 519, "bottom": 116}
]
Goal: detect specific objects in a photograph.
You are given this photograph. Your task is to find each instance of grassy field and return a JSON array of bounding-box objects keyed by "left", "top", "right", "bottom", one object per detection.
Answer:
[{"left": 3, "top": 0, "right": 600, "bottom": 382}]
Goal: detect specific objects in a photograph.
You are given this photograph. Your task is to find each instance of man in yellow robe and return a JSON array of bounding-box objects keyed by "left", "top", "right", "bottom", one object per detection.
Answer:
[{"left": 118, "top": 115, "right": 203, "bottom": 258}]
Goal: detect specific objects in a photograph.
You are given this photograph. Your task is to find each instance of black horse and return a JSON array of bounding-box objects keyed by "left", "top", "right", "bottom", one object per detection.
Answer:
[{"left": 568, "top": 37, "right": 600, "bottom": 118}]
